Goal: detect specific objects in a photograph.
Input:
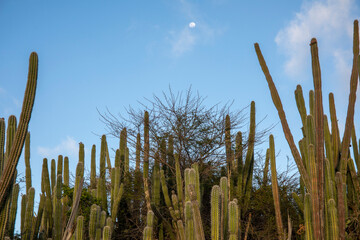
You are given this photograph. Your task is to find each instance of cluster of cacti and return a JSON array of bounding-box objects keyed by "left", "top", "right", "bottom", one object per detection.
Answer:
[
  {"left": 3, "top": 19, "right": 360, "bottom": 240},
  {"left": 224, "top": 101, "right": 256, "bottom": 237},
  {"left": 255, "top": 19, "right": 360, "bottom": 239}
]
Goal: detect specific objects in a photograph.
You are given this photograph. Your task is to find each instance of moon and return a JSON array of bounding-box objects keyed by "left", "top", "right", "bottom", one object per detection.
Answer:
[{"left": 189, "top": 22, "right": 196, "bottom": 28}]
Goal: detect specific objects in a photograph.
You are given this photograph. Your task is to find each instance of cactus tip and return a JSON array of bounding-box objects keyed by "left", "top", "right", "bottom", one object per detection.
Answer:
[{"left": 310, "top": 38, "right": 317, "bottom": 45}]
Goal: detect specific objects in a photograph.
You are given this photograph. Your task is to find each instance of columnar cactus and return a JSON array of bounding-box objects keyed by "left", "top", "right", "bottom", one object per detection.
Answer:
[
  {"left": 51, "top": 159, "right": 56, "bottom": 192},
  {"left": 269, "top": 135, "right": 284, "bottom": 239},
  {"left": 23, "top": 187, "right": 35, "bottom": 240},
  {"left": 220, "top": 176, "right": 228, "bottom": 239},
  {"left": 228, "top": 200, "right": 239, "bottom": 240},
  {"left": 0, "top": 52, "right": 38, "bottom": 206},
  {"left": 143, "top": 111, "right": 151, "bottom": 211},
  {"left": 24, "top": 132, "right": 31, "bottom": 192},
  {"left": 64, "top": 156, "right": 69, "bottom": 186},
  {"left": 211, "top": 185, "right": 221, "bottom": 240},
  {"left": 143, "top": 210, "right": 154, "bottom": 240},
  {"left": 184, "top": 201, "right": 194, "bottom": 240},
  {"left": 76, "top": 215, "right": 84, "bottom": 240},
  {"left": 103, "top": 225, "right": 111, "bottom": 240},
  {"left": 53, "top": 174, "right": 63, "bottom": 240}
]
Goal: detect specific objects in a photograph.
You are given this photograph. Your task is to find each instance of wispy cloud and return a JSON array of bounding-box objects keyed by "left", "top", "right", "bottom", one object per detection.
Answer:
[
  {"left": 168, "top": 0, "right": 220, "bottom": 57},
  {"left": 275, "top": 0, "right": 357, "bottom": 79},
  {"left": 37, "top": 136, "right": 78, "bottom": 159},
  {"left": 170, "top": 27, "right": 197, "bottom": 56}
]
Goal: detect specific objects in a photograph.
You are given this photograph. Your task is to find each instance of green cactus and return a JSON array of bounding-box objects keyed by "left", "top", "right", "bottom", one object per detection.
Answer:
[
  {"left": 53, "top": 174, "right": 63, "bottom": 240},
  {"left": 79, "top": 142, "right": 85, "bottom": 176},
  {"left": 99, "top": 135, "right": 107, "bottom": 210},
  {"left": 0, "top": 52, "right": 38, "bottom": 207},
  {"left": 185, "top": 201, "right": 194, "bottom": 240},
  {"left": 211, "top": 185, "right": 220, "bottom": 240},
  {"left": 152, "top": 151, "right": 161, "bottom": 206},
  {"left": 31, "top": 192, "right": 45, "bottom": 240},
  {"left": 76, "top": 215, "right": 84, "bottom": 240},
  {"left": 328, "top": 199, "right": 339, "bottom": 239},
  {"left": 41, "top": 158, "right": 51, "bottom": 197},
  {"left": 111, "top": 183, "right": 124, "bottom": 222},
  {"left": 20, "top": 194, "right": 27, "bottom": 235},
  {"left": 187, "top": 184, "right": 205, "bottom": 240},
  {"left": 64, "top": 156, "right": 69, "bottom": 186},
  {"left": 51, "top": 159, "right": 56, "bottom": 192},
  {"left": 23, "top": 187, "right": 35, "bottom": 240},
  {"left": 175, "top": 154, "right": 184, "bottom": 217},
  {"left": 89, "top": 204, "right": 98, "bottom": 240},
  {"left": 89, "top": 144, "right": 96, "bottom": 190},
  {"left": 73, "top": 162, "right": 84, "bottom": 203},
  {"left": 262, "top": 148, "right": 270, "bottom": 186},
  {"left": 134, "top": 133, "right": 142, "bottom": 223},
  {"left": 269, "top": 134, "right": 284, "bottom": 239},
  {"left": 103, "top": 225, "right": 111, "bottom": 240},
  {"left": 143, "top": 111, "right": 151, "bottom": 211},
  {"left": 57, "top": 155, "right": 63, "bottom": 177},
  {"left": 25, "top": 132, "right": 32, "bottom": 192},
  {"left": 220, "top": 176, "right": 228, "bottom": 239},
  {"left": 6, "top": 183, "right": 19, "bottom": 238},
  {"left": 119, "top": 129, "right": 127, "bottom": 175},
  {"left": 228, "top": 200, "right": 238, "bottom": 240},
  {"left": 191, "top": 163, "right": 201, "bottom": 207},
  {"left": 143, "top": 210, "right": 154, "bottom": 240}
]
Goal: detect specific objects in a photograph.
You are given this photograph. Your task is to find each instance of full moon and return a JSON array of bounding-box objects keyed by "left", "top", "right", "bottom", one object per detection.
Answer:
[{"left": 189, "top": 22, "right": 196, "bottom": 28}]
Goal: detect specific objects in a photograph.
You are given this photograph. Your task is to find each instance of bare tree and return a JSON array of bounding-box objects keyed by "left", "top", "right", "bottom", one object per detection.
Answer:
[{"left": 99, "top": 87, "right": 270, "bottom": 175}]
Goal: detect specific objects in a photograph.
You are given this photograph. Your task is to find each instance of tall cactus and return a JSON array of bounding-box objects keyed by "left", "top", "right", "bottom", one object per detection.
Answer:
[
  {"left": 24, "top": 132, "right": 31, "bottom": 192},
  {"left": 269, "top": 135, "right": 284, "bottom": 239},
  {"left": 23, "top": 187, "right": 35, "bottom": 240},
  {"left": 143, "top": 111, "right": 151, "bottom": 211},
  {"left": 53, "top": 174, "right": 63, "bottom": 240},
  {"left": 0, "top": 52, "right": 38, "bottom": 207}
]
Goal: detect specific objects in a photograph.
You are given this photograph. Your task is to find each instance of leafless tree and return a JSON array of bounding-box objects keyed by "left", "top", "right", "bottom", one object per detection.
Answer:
[{"left": 99, "top": 87, "right": 270, "bottom": 175}]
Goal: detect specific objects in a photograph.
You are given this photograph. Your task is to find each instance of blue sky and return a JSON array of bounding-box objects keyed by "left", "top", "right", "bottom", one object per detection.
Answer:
[{"left": 0, "top": 0, "right": 359, "bottom": 233}]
